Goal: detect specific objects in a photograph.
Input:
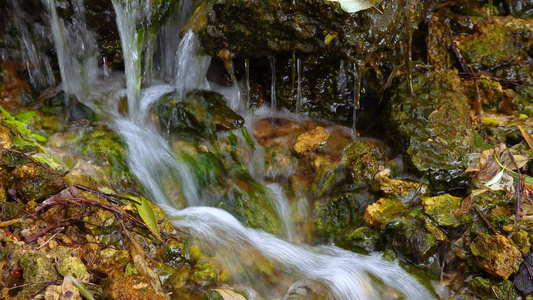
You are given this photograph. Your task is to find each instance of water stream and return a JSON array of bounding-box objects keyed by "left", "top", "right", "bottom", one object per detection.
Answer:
[{"left": 21, "top": 1, "right": 436, "bottom": 298}]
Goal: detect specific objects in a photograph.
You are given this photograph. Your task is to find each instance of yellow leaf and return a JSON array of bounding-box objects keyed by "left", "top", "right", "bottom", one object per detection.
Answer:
[{"left": 325, "top": 32, "right": 338, "bottom": 45}]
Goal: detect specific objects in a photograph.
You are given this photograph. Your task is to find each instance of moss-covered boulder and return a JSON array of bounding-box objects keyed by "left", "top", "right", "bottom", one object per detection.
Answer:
[
  {"left": 469, "top": 276, "right": 514, "bottom": 299},
  {"left": 363, "top": 198, "right": 405, "bottom": 229},
  {"left": 10, "top": 164, "right": 66, "bottom": 202},
  {"left": 158, "top": 90, "right": 244, "bottom": 139},
  {"left": 422, "top": 194, "right": 473, "bottom": 227},
  {"left": 470, "top": 233, "right": 522, "bottom": 280},
  {"left": 385, "top": 70, "right": 476, "bottom": 190}
]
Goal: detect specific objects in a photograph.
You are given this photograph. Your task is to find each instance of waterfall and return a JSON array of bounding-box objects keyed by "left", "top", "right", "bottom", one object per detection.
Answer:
[
  {"left": 110, "top": 0, "right": 152, "bottom": 116},
  {"left": 42, "top": 0, "right": 99, "bottom": 101},
  {"left": 175, "top": 30, "right": 211, "bottom": 99},
  {"left": 31, "top": 1, "right": 436, "bottom": 298},
  {"left": 244, "top": 59, "right": 251, "bottom": 111}
]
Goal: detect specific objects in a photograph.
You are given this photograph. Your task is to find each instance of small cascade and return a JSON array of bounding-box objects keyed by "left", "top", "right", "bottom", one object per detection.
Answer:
[
  {"left": 167, "top": 206, "right": 435, "bottom": 300},
  {"left": 110, "top": 0, "right": 152, "bottom": 115},
  {"left": 8, "top": 0, "right": 55, "bottom": 90},
  {"left": 266, "top": 183, "right": 296, "bottom": 241},
  {"left": 43, "top": 0, "right": 99, "bottom": 101},
  {"left": 175, "top": 30, "right": 211, "bottom": 99},
  {"left": 269, "top": 55, "right": 276, "bottom": 113},
  {"left": 296, "top": 57, "right": 302, "bottom": 113}
]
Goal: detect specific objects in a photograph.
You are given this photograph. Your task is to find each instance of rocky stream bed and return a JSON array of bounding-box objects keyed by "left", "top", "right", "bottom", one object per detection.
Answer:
[{"left": 2, "top": 0, "right": 533, "bottom": 299}]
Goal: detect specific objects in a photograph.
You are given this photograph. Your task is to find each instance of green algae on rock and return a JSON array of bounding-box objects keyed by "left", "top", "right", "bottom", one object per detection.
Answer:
[
  {"left": 385, "top": 70, "right": 476, "bottom": 190},
  {"left": 342, "top": 140, "right": 385, "bottom": 185},
  {"left": 422, "top": 194, "right": 473, "bottom": 227}
]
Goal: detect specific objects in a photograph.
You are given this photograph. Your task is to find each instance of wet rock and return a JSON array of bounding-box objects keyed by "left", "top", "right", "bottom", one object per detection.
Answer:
[
  {"left": 388, "top": 219, "right": 438, "bottom": 266},
  {"left": 510, "top": 230, "right": 531, "bottom": 255},
  {"left": 90, "top": 246, "right": 130, "bottom": 274},
  {"left": 470, "top": 233, "right": 522, "bottom": 280},
  {"left": 10, "top": 164, "right": 66, "bottom": 202},
  {"left": 284, "top": 278, "right": 332, "bottom": 300},
  {"left": 293, "top": 126, "right": 330, "bottom": 156},
  {"left": 102, "top": 272, "right": 168, "bottom": 300},
  {"left": 371, "top": 177, "right": 429, "bottom": 203},
  {"left": 187, "top": 0, "right": 433, "bottom": 60},
  {"left": 204, "top": 289, "right": 248, "bottom": 300},
  {"left": 253, "top": 117, "right": 304, "bottom": 147},
  {"left": 316, "top": 190, "right": 375, "bottom": 236},
  {"left": 363, "top": 198, "right": 405, "bottom": 230},
  {"left": 158, "top": 90, "right": 244, "bottom": 138},
  {"left": 422, "top": 194, "right": 473, "bottom": 228},
  {"left": 342, "top": 140, "right": 385, "bottom": 185},
  {"left": 385, "top": 70, "right": 476, "bottom": 190},
  {"left": 264, "top": 145, "right": 297, "bottom": 180}
]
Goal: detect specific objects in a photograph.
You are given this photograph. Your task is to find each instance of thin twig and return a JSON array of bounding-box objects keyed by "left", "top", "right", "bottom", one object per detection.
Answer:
[
  {"left": 474, "top": 206, "right": 498, "bottom": 235},
  {"left": 74, "top": 184, "right": 138, "bottom": 205},
  {"left": 34, "top": 227, "right": 64, "bottom": 250}
]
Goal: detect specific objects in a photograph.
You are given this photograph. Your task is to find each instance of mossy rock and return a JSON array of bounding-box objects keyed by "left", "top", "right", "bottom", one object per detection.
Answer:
[
  {"left": 422, "top": 194, "right": 473, "bottom": 228},
  {"left": 385, "top": 70, "right": 476, "bottom": 190},
  {"left": 315, "top": 190, "right": 376, "bottom": 236},
  {"left": 342, "top": 140, "right": 385, "bottom": 185},
  {"left": 470, "top": 233, "right": 522, "bottom": 280},
  {"left": 18, "top": 251, "right": 61, "bottom": 298},
  {"left": 10, "top": 164, "right": 66, "bottom": 202},
  {"left": 457, "top": 20, "right": 533, "bottom": 78},
  {"left": 158, "top": 89, "right": 243, "bottom": 139},
  {"left": 363, "top": 198, "right": 405, "bottom": 229},
  {"left": 186, "top": 0, "right": 433, "bottom": 60},
  {"left": 342, "top": 226, "right": 384, "bottom": 253},
  {"left": 55, "top": 246, "right": 89, "bottom": 281},
  {"left": 387, "top": 219, "right": 438, "bottom": 267},
  {"left": 469, "top": 277, "right": 514, "bottom": 299}
]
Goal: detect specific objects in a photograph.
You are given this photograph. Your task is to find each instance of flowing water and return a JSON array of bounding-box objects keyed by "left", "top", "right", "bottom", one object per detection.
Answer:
[{"left": 16, "top": 1, "right": 436, "bottom": 298}]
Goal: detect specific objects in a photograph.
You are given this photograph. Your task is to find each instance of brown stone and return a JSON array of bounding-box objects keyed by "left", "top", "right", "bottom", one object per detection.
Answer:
[
  {"left": 293, "top": 126, "right": 330, "bottom": 156},
  {"left": 470, "top": 233, "right": 522, "bottom": 280}
]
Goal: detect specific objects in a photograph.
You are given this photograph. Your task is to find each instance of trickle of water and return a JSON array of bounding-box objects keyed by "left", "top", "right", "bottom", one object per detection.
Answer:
[
  {"left": 175, "top": 30, "right": 211, "bottom": 99},
  {"left": 166, "top": 206, "right": 435, "bottom": 300},
  {"left": 155, "top": 0, "right": 193, "bottom": 82},
  {"left": 9, "top": 0, "right": 55, "bottom": 90},
  {"left": 43, "top": 0, "right": 99, "bottom": 101},
  {"left": 266, "top": 183, "right": 296, "bottom": 241},
  {"left": 269, "top": 56, "right": 276, "bottom": 113},
  {"left": 352, "top": 62, "right": 362, "bottom": 139},
  {"left": 244, "top": 59, "right": 251, "bottom": 111}
]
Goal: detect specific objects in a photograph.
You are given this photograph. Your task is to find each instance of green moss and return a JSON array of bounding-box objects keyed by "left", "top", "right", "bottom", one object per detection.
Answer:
[
  {"left": 18, "top": 251, "right": 61, "bottom": 298},
  {"left": 470, "top": 277, "right": 514, "bottom": 299},
  {"left": 422, "top": 194, "right": 473, "bottom": 227},
  {"left": 55, "top": 246, "right": 89, "bottom": 281},
  {"left": 342, "top": 140, "right": 384, "bottom": 184}
]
